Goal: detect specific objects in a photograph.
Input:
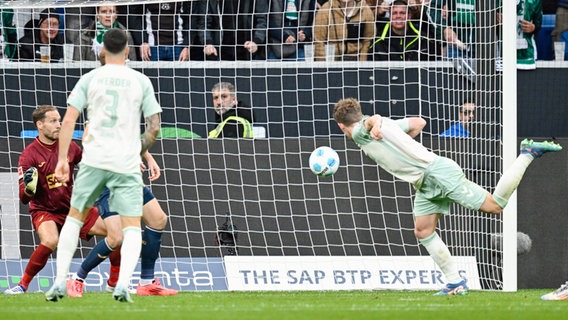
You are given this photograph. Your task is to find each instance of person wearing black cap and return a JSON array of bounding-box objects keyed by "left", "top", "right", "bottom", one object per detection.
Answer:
[{"left": 17, "top": 8, "right": 64, "bottom": 62}]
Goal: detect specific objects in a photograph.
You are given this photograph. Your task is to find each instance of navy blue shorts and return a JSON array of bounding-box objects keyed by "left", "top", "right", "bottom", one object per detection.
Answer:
[{"left": 96, "top": 186, "right": 155, "bottom": 219}]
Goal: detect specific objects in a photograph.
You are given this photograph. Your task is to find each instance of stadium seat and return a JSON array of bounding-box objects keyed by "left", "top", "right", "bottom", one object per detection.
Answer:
[
  {"left": 157, "top": 127, "right": 201, "bottom": 138},
  {"left": 20, "top": 130, "right": 84, "bottom": 139},
  {"left": 537, "top": 14, "right": 556, "bottom": 60}
]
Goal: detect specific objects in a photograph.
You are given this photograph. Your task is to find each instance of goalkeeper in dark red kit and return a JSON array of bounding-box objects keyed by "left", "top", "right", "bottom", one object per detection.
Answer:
[{"left": 4, "top": 105, "right": 111, "bottom": 294}]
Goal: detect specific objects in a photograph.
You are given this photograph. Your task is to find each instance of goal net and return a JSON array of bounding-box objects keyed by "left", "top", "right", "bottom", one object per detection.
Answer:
[{"left": 0, "top": 0, "right": 513, "bottom": 292}]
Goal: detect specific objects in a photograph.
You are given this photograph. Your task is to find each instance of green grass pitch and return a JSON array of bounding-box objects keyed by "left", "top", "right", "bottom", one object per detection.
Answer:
[{"left": 0, "top": 290, "right": 566, "bottom": 320}]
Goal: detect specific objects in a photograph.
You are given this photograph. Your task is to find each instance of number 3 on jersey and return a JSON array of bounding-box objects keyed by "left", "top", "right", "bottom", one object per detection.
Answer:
[{"left": 102, "top": 89, "right": 118, "bottom": 128}]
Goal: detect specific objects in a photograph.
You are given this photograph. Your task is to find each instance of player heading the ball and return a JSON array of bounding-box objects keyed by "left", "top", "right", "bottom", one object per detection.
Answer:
[{"left": 333, "top": 97, "right": 561, "bottom": 296}]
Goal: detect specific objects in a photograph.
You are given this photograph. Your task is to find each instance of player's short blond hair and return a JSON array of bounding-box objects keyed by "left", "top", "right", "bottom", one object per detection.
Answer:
[{"left": 333, "top": 98, "right": 364, "bottom": 126}]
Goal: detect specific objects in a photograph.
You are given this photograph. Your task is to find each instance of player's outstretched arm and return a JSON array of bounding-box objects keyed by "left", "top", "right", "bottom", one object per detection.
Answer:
[
  {"left": 141, "top": 113, "right": 160, "bottom": 156},
  {"left": 406, "top": 117, "right": 426, "bottom": 138}
]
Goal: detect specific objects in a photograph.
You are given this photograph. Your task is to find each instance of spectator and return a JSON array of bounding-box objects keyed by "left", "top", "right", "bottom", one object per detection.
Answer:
[
  {"left": 18, "top": 8, "right": 64, "bottom": 62},
  {"left": 267, "top": 0, "right": 316, "bottom": 60},
  {"left": 64, "top": 6, "right": 95, "bottom": 46},
  {"left": 111, "top": 5, "right": 143, "bottom": 61},
  {"left": 411, "top": 0, "right": 464, "bottom": 58},
  {"left": 440, "top": 102, "right": 476, "bottom": 138},
  {"left": 445, "top": 0, "right": 477, "bottom": 59},
  {"left": 407, "top": 0, "right": 424, "bottom": 19},
  {"left": 11, "top": 9, "right": 33, "bottom": 42},
  {"left": 313, "top": 0, "right": 375, "bottom": 61},
  {"left": 552, "top": 1, "right": 568, "bottom": 42},
  {"left": 1, "top": 9, "right": 18, "bottom": 60},
  {"left": 74, "top": 5, "right": 136, "bottom": 62},
  {"left": 367, "top": 0, "right": 391, "bottom": 21},
  {"left": 421, "top": 0, "right": 446, "bottom": 32},
  {"left": 208, "top": 82, "right": 254, "bottom": 138},
  {"left": 131, "top": 2, "right": 190, "bottom": 61},
  {"left": 196, "top": 0, "right": 268, "bottom": 61},
  {"left": 188, "top": 0, "right": 206, "bottom": 61},
  {"left": 496, "top": 0, "right": 543, "bottom": 68},
  {"left": 370, "top": 0, "right": 440, "bottom": 61},
  {"left": 516, "top": 0, "right": 542, "bottom": 70}
]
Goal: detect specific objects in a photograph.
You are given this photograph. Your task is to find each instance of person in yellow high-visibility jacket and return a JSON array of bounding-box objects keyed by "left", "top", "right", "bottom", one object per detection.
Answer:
[{"left": 208, "top": 82, "right": 254, "bottom": 138}]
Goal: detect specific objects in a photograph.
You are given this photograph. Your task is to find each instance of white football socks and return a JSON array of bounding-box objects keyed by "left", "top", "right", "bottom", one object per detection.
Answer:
[
  {"left": 55, "top": 216, "right": 82, "bottom": 284},
  {"left": 420, "top": 232, "right": 462, "bottom": 284},
  {"left": 116, "top": 227, "right": 142, "bottom": 289},
  {"left": 492, "top": 153, "right": 533, "bottom": 208}
]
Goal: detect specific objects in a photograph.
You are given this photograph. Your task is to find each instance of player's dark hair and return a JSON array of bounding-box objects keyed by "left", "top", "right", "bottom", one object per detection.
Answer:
[
  {"left": 333, "top": 98, "right": 364, "bottom": 126},
  {"left": 459, "top": 95, "right": 475, "bottom": 107},
  {"left": 32, "top": 105, "right": 57, "bottom": 128},
  {"left": 37, "top": 8, "right": 59, "bottom": 28},
  {"left": 103, "top": 28, "right": 127, "bottom": 54},
  {"left": 392, "top": 0, "right": 408, "bottom": 6}
]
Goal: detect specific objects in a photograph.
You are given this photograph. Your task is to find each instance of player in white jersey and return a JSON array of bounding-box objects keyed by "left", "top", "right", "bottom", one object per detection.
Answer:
[
  {"left": 333, "top": 98, "right": 562, "bottom": 296},
  {"left": 46, "top": 28, "right": 162, "bottom": 303}
]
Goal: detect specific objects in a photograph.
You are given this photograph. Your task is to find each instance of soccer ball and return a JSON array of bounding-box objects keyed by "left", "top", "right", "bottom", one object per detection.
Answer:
[{"left": 309, "top": 146, "right": 340, "bottom": 177}]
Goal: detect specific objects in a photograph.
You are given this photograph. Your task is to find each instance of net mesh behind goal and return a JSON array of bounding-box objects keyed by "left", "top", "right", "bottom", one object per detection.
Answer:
[{"left": 0, "top": 0, "right": 509, "bottom": 292}]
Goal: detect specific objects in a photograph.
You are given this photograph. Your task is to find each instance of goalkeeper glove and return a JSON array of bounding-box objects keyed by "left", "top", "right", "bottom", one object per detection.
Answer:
[{"left": 23, "top": 167, "right": 38, "bottom": 196}]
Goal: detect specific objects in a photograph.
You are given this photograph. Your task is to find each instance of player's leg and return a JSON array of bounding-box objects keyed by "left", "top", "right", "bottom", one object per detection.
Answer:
[
  {"left": 4, "top": 218, "right": 59, "bottom": 294},
  {"left": 90, "top": 188, "right": 122, "bottom": 290},
  {"left": 68, "top": 211, "right": 122, "bottom": 298},
  {"left": 45, "top": 206, "right": 91, "bottom": 301},
  {"left": 106, "top": 249, "right": 121, "bottom": 291},
  {"left": 68, "top": 188, "right": 123, "bottom": 297},
  {"left": 46, "top": 165, "right": 105, "bottom": 302},
  {"left": 86, "top": 212, "right": 108, "bottom": 236},
  {"left": 140, "top": 191, "right": 166, "bottom": 286},
  {"left": 113, "top": 215, "right": 141, "bottom": 303},
  {"left": 413, "top": 175, "right": 469, "bottom": 296},
  {"left": 109, "top": 173, "right": 143, "bottom": 303},
  {"left": 414, "top": 212, "right": 468, "bottom": 296},
  {"left": 488, "top": 139, "right": 562, "bottom": 211},
  {"left": 140, "top": 199, "right": 166, "bottom": 285},
  {"left": 136, "top": 189, "right": 177, "bottom": 296},
  {"left": 82, "top": 214, "right": 122, "bottom": 275},
  {"left": 415, "top": 213, "right": 454, "bottom": 281}
]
